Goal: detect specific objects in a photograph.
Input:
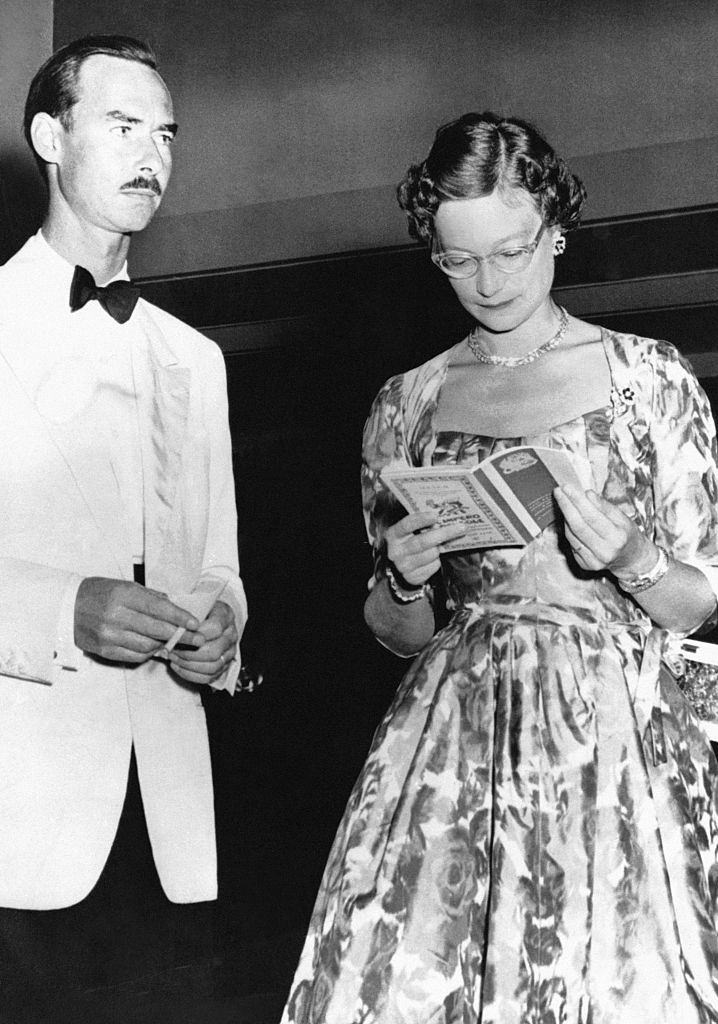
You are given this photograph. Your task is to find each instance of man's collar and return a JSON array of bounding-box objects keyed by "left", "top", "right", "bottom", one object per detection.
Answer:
[{"left": 36, "top": 229, "right": 131, "bottom": 284}]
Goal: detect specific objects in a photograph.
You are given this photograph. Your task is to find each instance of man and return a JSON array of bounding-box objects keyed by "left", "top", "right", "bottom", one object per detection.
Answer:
[{"left": 0, "top": 34, "right": 247, "bottom": 1009}]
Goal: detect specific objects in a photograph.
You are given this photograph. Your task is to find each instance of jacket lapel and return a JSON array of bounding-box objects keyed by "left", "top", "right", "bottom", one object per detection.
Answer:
[{"left": 135, "top": 306, "right": 192, "bottom": 593}]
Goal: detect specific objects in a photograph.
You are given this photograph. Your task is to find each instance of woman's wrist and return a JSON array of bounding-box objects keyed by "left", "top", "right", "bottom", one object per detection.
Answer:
[
  {"left": 614, "top": 545, "right": 671, "bottom": 594},
  {"left": 612, "top": 539, "right": 659, "bottom": 581},
  {"left": 384, "top": 564, "right": 432, "bottom": 605}
]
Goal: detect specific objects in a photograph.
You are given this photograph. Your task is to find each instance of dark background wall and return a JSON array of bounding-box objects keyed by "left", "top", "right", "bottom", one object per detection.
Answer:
[
  {"left": 0, "top": 0, "right": 713, "bottom": 271},
  {"left": 52, "top": 0, "right": 718, "bottom": 274},
  {"left": 1, "top": 0, "right": 717, "bottom": 1016},
  {"left": 0, "top": 0, "right": 51, "bottom": 258}
]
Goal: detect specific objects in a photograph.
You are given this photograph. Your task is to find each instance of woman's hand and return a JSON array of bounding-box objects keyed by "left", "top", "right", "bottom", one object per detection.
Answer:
[
  {"left": 555, "top": 484, "right": 716, "bottom": 632},
  {"left": 385, "top": 511, "right": 466, "bottom": 586},
  {"left": 554, "top": 485, "right": 657, "bottom": 578}
]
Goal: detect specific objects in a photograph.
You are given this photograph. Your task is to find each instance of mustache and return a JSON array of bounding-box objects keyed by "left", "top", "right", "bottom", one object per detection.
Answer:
[{"left": 120, "top": 176, "right": 162, "bottom": 196}]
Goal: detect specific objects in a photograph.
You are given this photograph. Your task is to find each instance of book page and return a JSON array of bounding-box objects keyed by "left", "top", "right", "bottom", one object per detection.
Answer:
[
  {"left": 382, "top": 447, "right": 590, "bottom": 552},
  {"left": 382, "top": 467, "right": 530, "bottom": 550},
  {"left": 477, "top": 446, "right": 585, "bottom": 535}
]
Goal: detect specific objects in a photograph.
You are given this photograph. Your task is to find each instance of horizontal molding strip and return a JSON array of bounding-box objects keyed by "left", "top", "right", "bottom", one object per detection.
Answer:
[
  {"left": 204, "top": 316, "right": 319, "bottom": 354},
  {"left": 553, "top": 268, "right": 718, "bottom": 317},
  {"left": 554, "top": 204, "right": 718, "bottom": 287},
  {"left": 206, "top": 302, "right": 718, "bottom": 361},
  {"left": 137, "top": 204, "right": 718, "bottom": 333}
]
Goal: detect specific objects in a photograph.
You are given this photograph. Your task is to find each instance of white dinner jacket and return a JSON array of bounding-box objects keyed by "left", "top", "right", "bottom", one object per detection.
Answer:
[{"left": 0, "top": 234, "right": 246, "bottom": 909}]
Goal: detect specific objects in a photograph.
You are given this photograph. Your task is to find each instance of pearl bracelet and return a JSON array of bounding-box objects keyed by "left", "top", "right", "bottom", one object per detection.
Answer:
[
  {"left": 616, "top": 546, "right": 671, "bottom": 594},
  {"left": 384, "top": 564, "right": 431, "bottom": 604}
]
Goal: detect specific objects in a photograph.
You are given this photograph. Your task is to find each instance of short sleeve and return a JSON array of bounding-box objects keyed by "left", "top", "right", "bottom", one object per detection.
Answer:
[
  {"left": 361, "top": 374, "right": 413, "bottom": 590},
  {"left": 649, "top": 345, "right": 718, "bottom": 614},
  {"left": 650, "top": 345, "right": 718, "bottom": 562}
]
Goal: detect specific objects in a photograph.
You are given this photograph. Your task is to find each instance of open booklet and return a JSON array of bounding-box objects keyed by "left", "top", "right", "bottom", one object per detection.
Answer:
[{"left": 382, "top": 445, "right": 587, "bottom": 551}]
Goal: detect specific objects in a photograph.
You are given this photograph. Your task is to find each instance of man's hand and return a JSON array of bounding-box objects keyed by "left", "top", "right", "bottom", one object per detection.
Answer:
[
  {"left": 74, "top": 577, "right": 202, "bottom": 663},
  {"left": 168, "top": 600, "right": 238, "bottom": 686}
]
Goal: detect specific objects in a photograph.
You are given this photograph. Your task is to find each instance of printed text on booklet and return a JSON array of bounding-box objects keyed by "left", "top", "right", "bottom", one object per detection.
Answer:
[{"left": 382, "top": 446, "right": 586, "bottom": 551}]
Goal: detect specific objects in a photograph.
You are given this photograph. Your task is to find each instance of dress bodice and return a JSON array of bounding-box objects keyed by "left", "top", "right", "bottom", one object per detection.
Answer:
[
  {"left": 432, "top": 406, "right": 645, "bottom": 625},
  {"left": 362, "top": 329, "right": 718, "bottom": 633}
]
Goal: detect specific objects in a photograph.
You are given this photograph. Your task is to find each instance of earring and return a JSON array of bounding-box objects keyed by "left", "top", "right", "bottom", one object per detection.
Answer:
[{"left": 553, "top": 234, "right": 566, "bottom": 256}]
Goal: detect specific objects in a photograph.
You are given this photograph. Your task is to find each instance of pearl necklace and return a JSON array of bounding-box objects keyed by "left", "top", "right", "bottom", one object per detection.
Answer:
[{"left": 467, "top": 305, "right": 570, "bottom": 367}]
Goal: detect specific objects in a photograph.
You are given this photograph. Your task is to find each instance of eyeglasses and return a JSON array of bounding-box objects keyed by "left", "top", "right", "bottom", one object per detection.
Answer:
[{"left": 431, "top": 222, "right": 547, "bottom": 278}]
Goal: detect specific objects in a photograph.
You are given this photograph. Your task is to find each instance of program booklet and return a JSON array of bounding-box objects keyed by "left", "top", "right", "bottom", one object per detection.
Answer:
[{"left": 382, "top": 445, "right": 587, "bottom": 551}]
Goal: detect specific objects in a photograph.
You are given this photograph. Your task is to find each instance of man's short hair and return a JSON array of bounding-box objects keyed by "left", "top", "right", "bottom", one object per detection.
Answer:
[{"left": 23, "top": 35, "right": 158, "bottom": 177}]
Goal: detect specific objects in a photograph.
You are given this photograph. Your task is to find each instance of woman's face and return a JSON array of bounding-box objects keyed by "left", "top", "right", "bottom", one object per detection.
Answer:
[{"left": 433, "top": 189, "right": 559, "bottom": 334}]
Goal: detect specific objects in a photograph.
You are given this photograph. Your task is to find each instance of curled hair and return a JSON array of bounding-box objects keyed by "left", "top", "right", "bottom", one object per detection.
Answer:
[
  {"left": 397, "top": 111, "right": 586, "bottom": 244},
  {"left": 23, "top": 35, "right": 158, "bottom": 177}
]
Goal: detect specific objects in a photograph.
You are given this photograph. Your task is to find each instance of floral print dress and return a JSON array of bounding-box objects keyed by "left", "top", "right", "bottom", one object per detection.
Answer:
[{"left": 282, "top": 331, "right": 718, "bottom": 1024}]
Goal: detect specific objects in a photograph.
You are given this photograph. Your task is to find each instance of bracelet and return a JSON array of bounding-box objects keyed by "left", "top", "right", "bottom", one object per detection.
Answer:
[
  {"left": 616, "top": 546, "right": 671, "bottom": 594},
  {"left": 384, "top": 564, "right": 431, "bottom": 604}
]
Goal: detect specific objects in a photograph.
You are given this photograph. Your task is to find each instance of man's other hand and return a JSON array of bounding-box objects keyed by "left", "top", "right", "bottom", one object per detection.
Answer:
[
  {"left": 74, "top": 577, "right": 201, "bottom": 663},
  {"left": 168, "top": 600, "right": 238, "bottom": 685}
]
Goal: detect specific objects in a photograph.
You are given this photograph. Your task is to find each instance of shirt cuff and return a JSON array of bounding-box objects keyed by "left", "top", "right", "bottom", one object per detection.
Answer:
[
  {"left": 209, "top": 579, "right": 248, "bottom": 694},
  {"left": 54, "top": 574, "right": 84, "bottom": 671}
]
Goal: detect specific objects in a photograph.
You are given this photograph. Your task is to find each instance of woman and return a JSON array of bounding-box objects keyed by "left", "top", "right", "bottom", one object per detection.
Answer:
[{"left": 282, "top": 112, "right": 718, "bottom": 1023}]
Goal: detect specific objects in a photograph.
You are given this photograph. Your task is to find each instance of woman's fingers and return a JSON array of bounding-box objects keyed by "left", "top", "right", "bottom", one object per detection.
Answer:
[
  {"left": 556, "top": 485, "right": 650, "bottom": 574},
  {"left": 558, "top": 486, "right": 609, "bottom": 531},
  {"left": 577, "top": 487, "right": 639, "bottom": 533},
  {"left": 561, "top": 486, "right": 635, "bottom": 535},
  {"left": 411, "top": 520, "right": 467, "bottom": 552},
  {"left": 555, "top": 486, "right": 606, "bottom": 551},
  {"left": 562, "top": 521, "right": 603, "bottom": 569},
  {"left": 386, "top": 513, "right": 466, "bottom": 585},
  {"left": 391, "top": 511, "right": 439, "bottom": 536},
  {"left": 389, "top": 521, "right": 465, "bottom": 560},
  {"left": 556, "top": 486, "right": 619, "bottom": 568}
]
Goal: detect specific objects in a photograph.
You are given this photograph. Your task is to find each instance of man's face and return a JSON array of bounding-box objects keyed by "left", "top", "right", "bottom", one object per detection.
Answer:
[{"left": 53, "top": 54, "right": 176, "bottom": 237}]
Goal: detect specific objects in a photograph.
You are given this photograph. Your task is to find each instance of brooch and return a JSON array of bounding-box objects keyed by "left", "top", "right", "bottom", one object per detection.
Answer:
[{"left": 607, "top": 385, "right": 636, "bottom": 422}]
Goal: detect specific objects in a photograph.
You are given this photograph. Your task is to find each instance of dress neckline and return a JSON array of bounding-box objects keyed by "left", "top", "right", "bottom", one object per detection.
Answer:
[
  {"left": 435, "top": 404, "right": 608, "bottom": 443},
  {"left": 432, "top": 326, "right": 614, "bottom": 442}
]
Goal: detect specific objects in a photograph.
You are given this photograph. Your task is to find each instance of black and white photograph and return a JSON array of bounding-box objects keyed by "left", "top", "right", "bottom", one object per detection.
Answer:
[{"left": 0, "top": 2, "right": 717, "bottom": 1022}]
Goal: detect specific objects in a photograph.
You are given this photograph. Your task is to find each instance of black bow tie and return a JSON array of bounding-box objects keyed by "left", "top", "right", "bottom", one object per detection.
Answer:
[{"left": 69, "top": 265, "right": 141, "bottom": 324}]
